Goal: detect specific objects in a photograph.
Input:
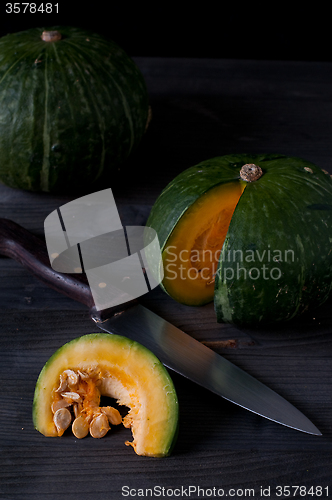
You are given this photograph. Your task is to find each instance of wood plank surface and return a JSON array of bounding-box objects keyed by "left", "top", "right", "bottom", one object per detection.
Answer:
[{"left": 1, "top": 57, "right": 332, "bottom": 499}]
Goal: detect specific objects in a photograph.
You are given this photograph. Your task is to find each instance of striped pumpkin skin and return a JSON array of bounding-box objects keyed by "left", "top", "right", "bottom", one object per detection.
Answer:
[
  {"left": 0, "top": 27, "right": 149, "bottom": 193},
  {"left": 214, "top": 155, "right": 332, "bottom": 326},
  {"left": 147, "top": 154, "right": 332, "bottom": 326}
]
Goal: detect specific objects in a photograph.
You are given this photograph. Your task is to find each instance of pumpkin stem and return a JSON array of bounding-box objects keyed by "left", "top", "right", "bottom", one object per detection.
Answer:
[
  {"left": 41, "top": 31, "right": 62, "bottom": 42},
  {"left": 240, "top": 163, "right": 263, "bottom": 182}
]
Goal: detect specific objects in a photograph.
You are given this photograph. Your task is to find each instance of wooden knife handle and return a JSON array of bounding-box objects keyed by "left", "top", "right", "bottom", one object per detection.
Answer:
[
  {"left": 0, "top": 218, "right": 139, "bottom": 319},
  {"left": 0, "top": 217, "right": 95, "bottom": 309}
]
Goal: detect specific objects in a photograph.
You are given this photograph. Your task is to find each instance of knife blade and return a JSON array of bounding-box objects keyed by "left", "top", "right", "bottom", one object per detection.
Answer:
[
  {"left": 0, "top": 218, "right": 322, "bottom": 436},
  {"left": 93, "top": 303, "right": 321, "bottom": 436}
]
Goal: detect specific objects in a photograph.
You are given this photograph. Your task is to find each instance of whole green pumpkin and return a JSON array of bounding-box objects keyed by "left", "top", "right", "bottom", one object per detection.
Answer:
[
  {"left": 0, "top": 27, "right": 149, "bottom": 193},
  {"left": 146, "top": 154, "right": 332, "bottom": 326}
]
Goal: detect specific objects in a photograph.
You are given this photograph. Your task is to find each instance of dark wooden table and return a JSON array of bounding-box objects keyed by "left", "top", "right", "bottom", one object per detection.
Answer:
[{"left": 1, "top": 57, "right": 332, "bottom": 499}]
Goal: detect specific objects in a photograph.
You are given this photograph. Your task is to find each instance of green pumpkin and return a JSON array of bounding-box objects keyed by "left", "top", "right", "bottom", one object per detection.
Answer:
[
  {"left": 0, "top": 27, "right": 149, "bottom": 193},
  {"left": 146, "top": 154, "right": 332, "bottom": 326}
]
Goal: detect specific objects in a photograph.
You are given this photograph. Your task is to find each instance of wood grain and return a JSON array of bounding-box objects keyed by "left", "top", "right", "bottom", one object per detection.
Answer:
[{"left": 1, "top": 57, "right": 332, "bottom": 498}]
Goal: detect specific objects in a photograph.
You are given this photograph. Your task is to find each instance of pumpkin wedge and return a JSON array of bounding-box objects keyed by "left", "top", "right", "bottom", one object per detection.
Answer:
[
  {"left": 33, "top": 333, "right": 179, "bottom": 457},
  {"left": 146, "top": 154, "right": 332, "bottom": 326}
]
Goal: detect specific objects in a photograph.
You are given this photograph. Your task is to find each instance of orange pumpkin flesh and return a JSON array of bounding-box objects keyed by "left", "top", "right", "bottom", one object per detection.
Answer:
[{"left": 162, "top": 181, "right": 246, "bottom": 305}]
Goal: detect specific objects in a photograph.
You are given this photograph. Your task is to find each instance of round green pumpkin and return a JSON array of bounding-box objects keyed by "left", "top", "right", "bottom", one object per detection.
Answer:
[
  {"left": 146, "top": 154, "right": 332, "bottom": 326},
  {"left": 0, "top": 27, "right": 149, "bottom": 193}
]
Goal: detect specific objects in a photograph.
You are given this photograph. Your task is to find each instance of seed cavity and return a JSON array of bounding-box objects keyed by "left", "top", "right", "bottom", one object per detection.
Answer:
[{"left": 52, "top": 368, "right": 123, "bottom": 438}]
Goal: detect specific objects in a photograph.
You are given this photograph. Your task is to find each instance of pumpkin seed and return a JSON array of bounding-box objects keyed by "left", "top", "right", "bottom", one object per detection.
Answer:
[
  {"left": 53, "top": 408, "right": 72, "bottom": 436},
  {"left": 77, "top": 370, "right": 89, "bottom": 380},
  {"left": 72, "top": 415, "right": 90, "bottom": 439},
  {"left": 51, "top": 398, "right": 71, "bottom": 414},
  {"left": 64, "top": 369, "right": 79, "bottom": 387},
  {"left": 89, "top": 413, "right": 110, "bottom": 438},
  {"left": 55, "top": 372, "right": 68, "bottom": 393},
  {"left": 61, "top": 391, "right": 82, "bottom": 404},
  {"left": 101, "top": 406, "right": 122, "bottom": 425}
]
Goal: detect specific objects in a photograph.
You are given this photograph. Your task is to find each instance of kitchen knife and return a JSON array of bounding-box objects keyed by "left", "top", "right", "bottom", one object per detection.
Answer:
[{"left": 0, "top": 218, "right": 322, "bottom": 436}]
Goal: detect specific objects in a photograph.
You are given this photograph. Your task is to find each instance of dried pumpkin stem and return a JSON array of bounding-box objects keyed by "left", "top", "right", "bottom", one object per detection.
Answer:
[
  {"left": 240, "top": 163, "right": 263, "bottom": 182},
  {"left": 41, "top": 31, "right": 62, "bottom": 42}
]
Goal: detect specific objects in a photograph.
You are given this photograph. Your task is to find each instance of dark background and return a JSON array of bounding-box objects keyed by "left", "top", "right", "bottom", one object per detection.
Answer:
[
  {"left": 0, "top": 5, "right": 330, "bottom": 62},
  {"left": 1, "top": 4, "right": 332, "bottom": 498}
]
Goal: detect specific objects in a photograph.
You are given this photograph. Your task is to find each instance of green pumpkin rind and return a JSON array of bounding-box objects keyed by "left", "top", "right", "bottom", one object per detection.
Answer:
[
  {"left": 0, "top": 26, "right": 149, "bottom": 193},
  {"left": 215, "top": 155, "right": 332, "bottom": 326},
  {"left": 147, "top": 154, "right": 332, "bottom": 326}
]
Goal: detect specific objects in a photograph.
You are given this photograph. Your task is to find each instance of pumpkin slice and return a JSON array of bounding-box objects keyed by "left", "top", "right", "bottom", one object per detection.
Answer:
[
  {"left": 162, "top": 180, "right": 246, "bottom": 305},
  {"left": 33, "top": 333, "right": 179, "bottom": 457}
]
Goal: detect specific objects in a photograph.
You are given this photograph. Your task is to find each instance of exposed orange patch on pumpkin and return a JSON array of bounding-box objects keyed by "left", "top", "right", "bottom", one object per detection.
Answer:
[{"left": 162, "top": 181, "right": 246, "bottom": 305}]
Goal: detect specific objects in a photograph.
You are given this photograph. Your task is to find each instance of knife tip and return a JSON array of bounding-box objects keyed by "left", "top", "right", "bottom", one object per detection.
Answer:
[{"left": 299, "top": 424, "right": 322, "bottom": 436}]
